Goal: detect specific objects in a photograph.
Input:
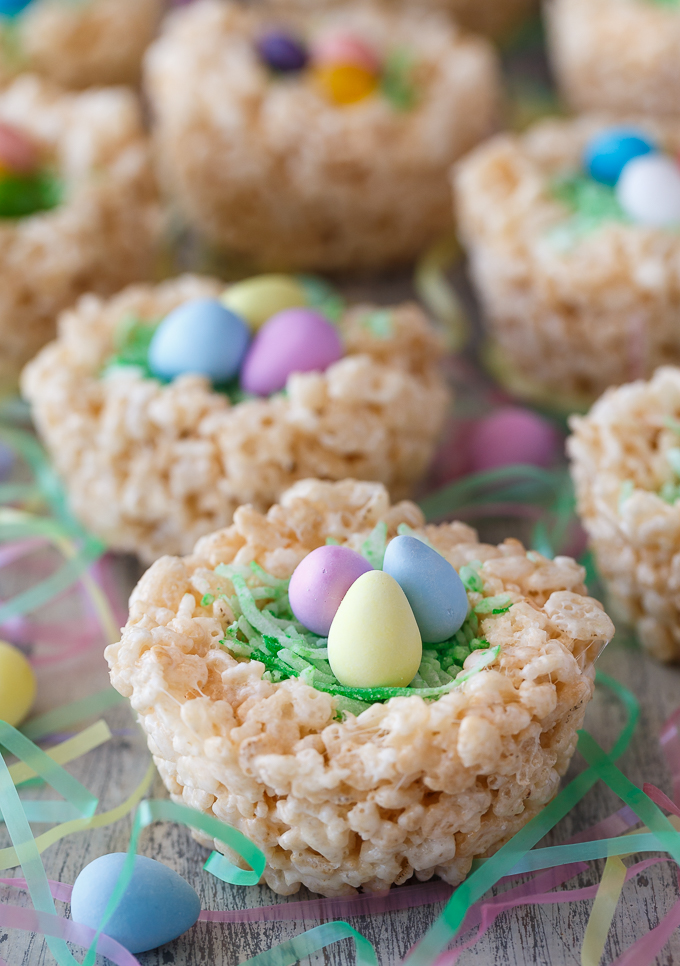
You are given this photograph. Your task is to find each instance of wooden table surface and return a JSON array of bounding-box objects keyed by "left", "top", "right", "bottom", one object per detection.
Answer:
[{"left": 3, "top": 18, "right": 680, "bottom": 966}]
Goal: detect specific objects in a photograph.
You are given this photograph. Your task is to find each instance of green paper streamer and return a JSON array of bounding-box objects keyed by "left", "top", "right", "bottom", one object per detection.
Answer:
[
  {"left": 0, "top": 800, "right": 80, "bottom": 824},
  {"left": 21, "top": 688, "right": 125, "bottom": 742},
  {"left": 402, "top": 671, "right": 640, "bottom": 965},
  {"left": 0, "top": 427, "right": 73, "bottom": 529},
  {"left": 0, "top": 722, "right": 97, "bottom": 819},
  {"left": 419, "top": 465, "right": 560, "bottom": 522},
  {"left": 238, "top": 922, "right": 379, "bottom": 966},
  {"left": 0, "top": 751, "right": 75, "bottom": 966}
]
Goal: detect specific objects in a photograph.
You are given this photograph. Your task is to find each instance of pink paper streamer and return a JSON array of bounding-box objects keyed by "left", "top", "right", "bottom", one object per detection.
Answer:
[
  {"left": 611, "top": 867, "right": 680, "bottom": 966},
  {"left": 0, "top": 538, "right": 46, "bottom": 570},
  {"left": 0, "top": 902, "right": 140, "bottom": 966},
  {"left": 659, "top": 709, "right": 680, "bottom": 805},
  {"left": 0, "top": 878, "right": 73, "bottom": 902}
]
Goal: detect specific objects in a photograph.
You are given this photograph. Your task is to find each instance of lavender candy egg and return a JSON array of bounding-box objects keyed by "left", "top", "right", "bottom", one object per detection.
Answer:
[
  {"left": 256, "top": 30, "right": 308, "bottom": 73},
  {"left": 240, "top": 307, "right": 343, "bottom": 396},
  {"left": 289, "top": 545, "right": 373, "bottom": 637}
]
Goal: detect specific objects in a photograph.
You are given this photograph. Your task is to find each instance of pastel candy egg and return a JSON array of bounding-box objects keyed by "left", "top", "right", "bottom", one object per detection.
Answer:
[
  {"left": 221, "top": 274, "right": 307, "bottom": 332},
  {"left": 71, "top": 853, "right": 201, "bottom": 954},
  {"left": 0, "top": 122, "right": 38, "bottom": 174},
  {"left": 316, "top": 63, "right": 378, "bottom": 105},
  {"left": 616, "top": 154, "right": 680, "bottom": 227},
  {"left": 289, "top": 545, "right": 373, "bottom": 637},
  {"left": 328, "top": 570, "right": 422, "bottom": 688},
  {"left": 469, "top": 407, "right": 560, "bottom": 473},
  {"left": 0, "top": 640, "right": 35, "bottom": 727},
  {"left": 383, "top": 536, "right": 468, "bottom": 644},
  {"left": 311, "top": 32, "right": 381, "bottom": 74},
  {"left": 148, "top": 298, "right": 250, "bottom": 384},
  {"left": 257, "top": 30, "right": 308, "bottom": 72},
  {"left": 584, "top": 127, "right": 655, "bottom": 186},
  {"left": 0, "top": 0, "right": 34, "bottom": 17},
  {"left": 240, "top": 307, "right": 343, "bottom": 396}
]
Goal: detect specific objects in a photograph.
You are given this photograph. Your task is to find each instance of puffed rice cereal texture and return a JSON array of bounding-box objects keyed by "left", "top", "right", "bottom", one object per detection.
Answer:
[
  {"left": 0, "top": 0, "right": 163, "bottom": 89},
  {"left": 0, "top": 73, "right": 159, "bottom": 387},
  {"left": 144, "top": 0, "right": 501, "bottom": 271},
  {"left": 22, "top": 275, "right": 450, "bottom": 563},
  {"left": 105, "top": 478, "right": 614, "bottom": 896},
  {"left": 569, "top": 366, "right": 680, "bottom": 663},
  {"left": 547, "top": 0, "right": 680, "bottom": 118},
  {"left": 453, "top": 114, "right": 680, "bottom": 401},
  {"left": 260, "top": 0, "right": 538, "bottom": 40}
]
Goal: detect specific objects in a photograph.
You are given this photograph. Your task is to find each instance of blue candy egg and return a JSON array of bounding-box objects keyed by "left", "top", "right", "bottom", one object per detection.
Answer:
[
  {"left": 148, "top": 298, "right": 250, "bottom": 384},
  {"left": 0, "top": 0, "right": 34, "bottom": 17},
  {"left": 583, "top": 127, "right": 656, "bottom": 186},
  {"left": 383, "top": 535, "right": 468, "bottom": 644},
  {"left": 70, "top": 853, "right": 201, "bottom": 954}
]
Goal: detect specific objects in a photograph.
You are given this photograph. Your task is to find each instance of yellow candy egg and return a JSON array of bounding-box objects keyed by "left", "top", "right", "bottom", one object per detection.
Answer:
[
  {"left": 328, "top": 571, "right": 422, "bottom": 688},
  {"left": 315, "top": 63, "right": 378, "bottom": 106},
  {"left": 221, "top": 274, "right": 307, "bottom": 331},
  {"left": 0, "top": 640, "right": 36, "bottom": 727}
]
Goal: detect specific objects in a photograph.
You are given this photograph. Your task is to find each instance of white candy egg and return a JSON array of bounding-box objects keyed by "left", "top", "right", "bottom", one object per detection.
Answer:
[{"left": 616, "top": 154, "right": 680, "bottom": 227}]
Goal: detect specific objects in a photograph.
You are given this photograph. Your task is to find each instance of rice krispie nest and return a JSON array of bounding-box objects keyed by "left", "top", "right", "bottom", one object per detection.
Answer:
[
  {"left": 547, "top": 0, "right": 680, "bottom": 118},
  {"left": 453, "top": 114, "right": 680, "bottom": 402},
  {"left": 105, "top": 478, "right": 614, "bottom": 896},
  {"left": 569, "top": 366, "right": 680, "bottom": 663},
  {"left": 21, "top": 275, "right": 450, "bottom": 563},
  {"left": 144, "top": 0, "right": 500, "bottom": 271},
  {"left": 0, "top": 0, "right": 163, "bottom": 89},
  {"left": 260, "top": 0, "right": 538, "bottom": 40},
  {"left": 0, "top": 73, "right": 159, "bottom": 387}
]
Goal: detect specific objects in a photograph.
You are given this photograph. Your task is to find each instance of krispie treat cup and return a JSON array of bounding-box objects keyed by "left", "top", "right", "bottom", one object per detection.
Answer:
[
  {"left": 22, "top": 275, "right": 450, "bottom": 563},
  {"left": 569, "top": 366, "right": 680, "bottom": 663},
  {"left": 547, "top": 0, "right": 680, "bottom": 118},
  {"left": 144, "top": 0, "right": 501, "bottom": 271},
  {"left": 0, "top": 73, "right": 158, "bottom": 387},
  {"left": 105, "top": 478, "right": 613, "bottom": 897},
  {"left": 453, "top": 114, "right": 680, "bottom": 404},
  {"left": 0, "top": 0, "right": 163, "bottom": 89},
  {"left": 261, "top": 0, "right": 538, "bottom": 40}
]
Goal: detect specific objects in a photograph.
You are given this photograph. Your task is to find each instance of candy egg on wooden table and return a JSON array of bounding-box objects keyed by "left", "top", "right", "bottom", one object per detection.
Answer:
[
  {"left": 70, "top": 853, "right": 201, "bottom": 954},
  {"left": 148, "top": 298, "right": 250, "bottom": 383},
  {"left": 0, "top": 640, "right": 35, "bottom": 726},
  {"left": 221, "top": 274, "right": 307, "bottom": 331},
  {"left": 328, "top": 570, "right": 422, "bottom": 688},
  {"left": 240, "top": 306, "right": 343, "bottom": 395},
  {"left": 383, "top": 535, "right": 468, "bottom": 644},
  {"left": 289, "top": 545, "right": 373, "bottom": 636},
  {"left": 469, "top": 406, "right": 560, "bottom": 473},
  {"left": 583, "top": 127, "right": 656, "bottom": 187},
  {"left": 616, "top": 154, "right": 680, "bottom": 227}
]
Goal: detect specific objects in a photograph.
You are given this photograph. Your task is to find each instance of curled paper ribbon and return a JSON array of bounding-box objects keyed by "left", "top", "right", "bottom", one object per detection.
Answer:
[{"left": 414, "top": 234, "right": 468, "bottom": 353}]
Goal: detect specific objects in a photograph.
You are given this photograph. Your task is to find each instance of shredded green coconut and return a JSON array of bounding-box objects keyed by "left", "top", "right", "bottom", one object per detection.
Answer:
[
  {"left": 0, "top": 170, "right": 62, "bottom": 219},
  {"left": 548, "top": 172, "right": 629, "bottom": 249},
  {"left": 360, "top": 521, "right": 388, "bottom": 570},
  {"left": 215, "top": 553, "right": 508, "bottom": 714},
  {"left": 296, "top": 275, "right": 346, "bottom": 323},
  {"left": 381, "top": 49, "right": 419, "bottom": 112},
  {"left": 102, "top": 313, "right": 158, "bottom": 378},
  {"left": 360, "top": 309, "right": 394, "bottom": 339}
]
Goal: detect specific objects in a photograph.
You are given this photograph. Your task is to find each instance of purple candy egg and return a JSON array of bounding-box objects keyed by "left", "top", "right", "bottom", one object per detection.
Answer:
[
  {"left": 256, "top": 30, "right": 308, "bottom": 73},
  {"left": 240, "top": 307, "right": 343, "bottom": 396},
  {"left": 469, "top": 406, "right": 560, "bottom": 473},
  {"left": 289, "top": 545, "right": 373, "bottom": 637}
]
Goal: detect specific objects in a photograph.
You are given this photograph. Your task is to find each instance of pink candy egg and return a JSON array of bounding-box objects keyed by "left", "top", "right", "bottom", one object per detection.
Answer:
[
  {"left": 289, "top": 545, "right": 373, "bottom": 637},
  {"left": 0, "top": 122, "right": 38, "bottom": 174},
  {"left": 240, "top": 307, "right": 344, "bottom": 396},
  {"left": 468, "top": 406, "right": 560, "bottom": 473},
  {"left": 311, "top": 32, "right": 381, "bottom": 74}
]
